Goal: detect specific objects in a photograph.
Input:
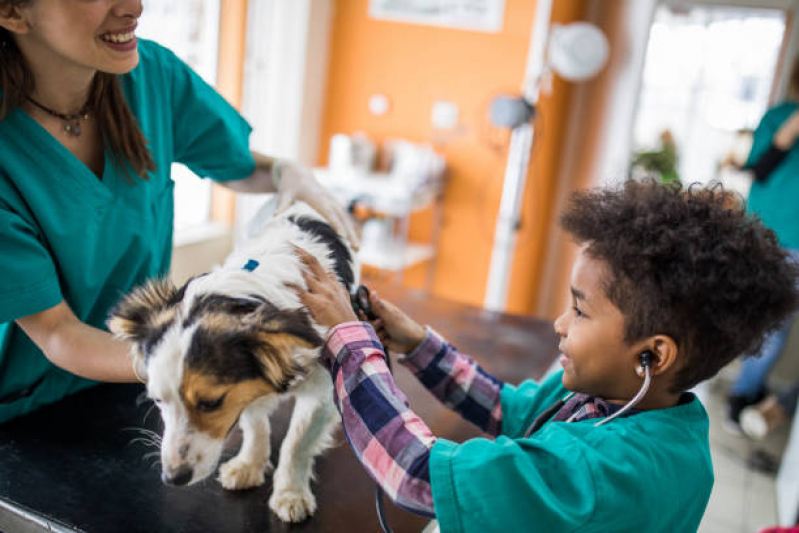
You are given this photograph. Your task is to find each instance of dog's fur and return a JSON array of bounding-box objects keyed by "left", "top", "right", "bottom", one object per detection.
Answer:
[{"left": 108, "top": 201, "right": 355, "bottom": 523}]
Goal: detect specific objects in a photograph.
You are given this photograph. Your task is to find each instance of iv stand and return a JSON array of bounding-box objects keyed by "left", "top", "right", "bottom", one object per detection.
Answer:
[{"left": 483, "top": 0, "right": 554, "bottom": 312}]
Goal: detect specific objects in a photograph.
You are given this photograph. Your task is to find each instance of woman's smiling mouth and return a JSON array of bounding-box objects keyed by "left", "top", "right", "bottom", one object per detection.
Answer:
[{"left": 99, "top": 24, "right": 138, "bottom": 51}]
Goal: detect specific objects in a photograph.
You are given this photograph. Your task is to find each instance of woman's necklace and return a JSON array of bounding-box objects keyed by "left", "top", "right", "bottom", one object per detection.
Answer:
[{"left": 27, "top": 96, "right": 91, "bottom": 137}]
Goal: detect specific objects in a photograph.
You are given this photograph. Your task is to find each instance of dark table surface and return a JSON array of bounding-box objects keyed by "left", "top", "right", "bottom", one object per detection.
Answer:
[{"left": 0, "top": 285, "right": 559, "bottom": 533}]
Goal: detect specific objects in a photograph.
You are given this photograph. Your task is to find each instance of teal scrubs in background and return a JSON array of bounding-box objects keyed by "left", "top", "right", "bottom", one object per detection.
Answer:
[
  {"left": 0, "top": 39, "right": 255, "bottom": 423},
  {"left": 746, "top": 101, "right": 799, "bottom": 249},
  {"left": 430, "top": 370, "right": 714, "bottom": 532}
]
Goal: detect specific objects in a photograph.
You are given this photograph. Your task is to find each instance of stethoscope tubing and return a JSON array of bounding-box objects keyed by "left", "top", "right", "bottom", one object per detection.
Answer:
[
  {"left": 350, "top": 285, "right": 394, "bottom": 533},
  {"left": 524, "top": 366, "right": 652, "bottom": 436}
]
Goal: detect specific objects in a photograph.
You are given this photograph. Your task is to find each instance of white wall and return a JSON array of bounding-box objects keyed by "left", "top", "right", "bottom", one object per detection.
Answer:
[{"left": 235, "top": 0, "right": 335, "bottom": 245}]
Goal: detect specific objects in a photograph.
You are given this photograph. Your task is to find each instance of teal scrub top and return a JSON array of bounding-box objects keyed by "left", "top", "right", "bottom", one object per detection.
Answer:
[
  {"left": 430, "top": 370, "right": 714, "bottom": 532},
  {"left": 0, "top": 39, "right": 255, "bottom": 423},
  {"left": 746, "top": 102, "right": 799, "bottom": 249}
]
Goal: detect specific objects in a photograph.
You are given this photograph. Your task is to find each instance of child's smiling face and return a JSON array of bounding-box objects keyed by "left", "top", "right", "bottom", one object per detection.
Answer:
[{"left": 553, "top": 246, "right": 647, "bottom": 402}]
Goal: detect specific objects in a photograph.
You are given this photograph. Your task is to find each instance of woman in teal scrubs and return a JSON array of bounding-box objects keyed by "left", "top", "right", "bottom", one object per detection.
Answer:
[
  {"left": 725, "top": 56, "right": 799, "bottom": 434},
  {"left": 0, "top": 0, "right": 357, "bottom": 423}
]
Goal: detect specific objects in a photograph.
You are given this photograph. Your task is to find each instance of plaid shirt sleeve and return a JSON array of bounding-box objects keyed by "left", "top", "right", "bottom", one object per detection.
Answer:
[
  {"left": 399, "top": 327, "right": 504, "bottom": 436},
  {"left": 322, "top": 322, "right": 437, "bottom": 517}
]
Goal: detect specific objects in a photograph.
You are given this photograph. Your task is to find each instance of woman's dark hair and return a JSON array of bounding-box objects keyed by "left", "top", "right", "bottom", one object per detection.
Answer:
[
  {"left": 0, "top": 2, "right": 155, "bottom": 179},
  {"left": 790, "top": 55, "right": 799, "bottom": 98},
  {"left": 560, "top": 179, "right": 799, "bottom": 393}
]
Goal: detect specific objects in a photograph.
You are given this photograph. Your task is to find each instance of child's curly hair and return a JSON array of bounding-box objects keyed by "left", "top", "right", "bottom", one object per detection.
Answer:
[{"left": 560, "top": 179, "right": 799, "bottom": 393}]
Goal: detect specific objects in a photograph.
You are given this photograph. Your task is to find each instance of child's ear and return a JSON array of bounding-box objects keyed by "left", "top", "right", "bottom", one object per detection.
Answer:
[
  {"left": 0, "top": 4, "right": 31, "bottom": 35},
  {"left": 636, "top": 336, "right": 678, "bottom": 377}
]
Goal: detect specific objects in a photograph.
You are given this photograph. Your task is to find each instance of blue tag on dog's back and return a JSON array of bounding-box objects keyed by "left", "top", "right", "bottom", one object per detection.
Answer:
[{"left": 243, "top": 259, "right": 259, "bottom": 272}]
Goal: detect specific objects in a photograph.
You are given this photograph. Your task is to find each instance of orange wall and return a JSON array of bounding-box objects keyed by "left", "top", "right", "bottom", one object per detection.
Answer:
[{"left": 319, "top": 0, "right": 587, "bottom": 313}]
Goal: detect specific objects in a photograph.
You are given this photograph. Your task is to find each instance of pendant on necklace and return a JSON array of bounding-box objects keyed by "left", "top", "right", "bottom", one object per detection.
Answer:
[
  {"left": 64, "top": 119, "right": 82, "bottom": 137},
  {"left": 27, "top": 96, "right": 90, "bottom": 138}
]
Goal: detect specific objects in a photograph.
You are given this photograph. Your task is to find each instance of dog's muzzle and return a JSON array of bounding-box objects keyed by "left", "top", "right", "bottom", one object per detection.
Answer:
[{"left": 161, "top": 465, "right": 193, "bottom": 486}]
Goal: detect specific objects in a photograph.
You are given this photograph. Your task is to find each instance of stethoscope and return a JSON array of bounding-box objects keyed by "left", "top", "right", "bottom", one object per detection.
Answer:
[
  {"left": 524, "top": 350, "right": 654, "bottom": 437},
  {"left": 350, "top": 285, "right": 395, "bottom": 533}
]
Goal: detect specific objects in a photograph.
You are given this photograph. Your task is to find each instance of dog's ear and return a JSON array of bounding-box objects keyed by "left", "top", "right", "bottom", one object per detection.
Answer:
[
  {"left": 249, "top": 307, "right": 324, "bottom": 392},
  {"left": 107, "top": 279, "right": 184, "bottom": 341},
  {"left": 107, "top": 278, "right": 189, "bottom": 380}
]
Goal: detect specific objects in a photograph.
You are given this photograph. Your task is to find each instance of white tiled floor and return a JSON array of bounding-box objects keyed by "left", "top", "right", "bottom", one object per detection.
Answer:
[{"left": 698, "top": 373, "right": 792, "bottom": 533}]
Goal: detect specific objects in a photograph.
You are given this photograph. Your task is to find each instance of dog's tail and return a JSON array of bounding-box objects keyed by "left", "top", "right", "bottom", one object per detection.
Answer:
[{"left": 246, "top": 196, "right": 279, "bottom": 240}]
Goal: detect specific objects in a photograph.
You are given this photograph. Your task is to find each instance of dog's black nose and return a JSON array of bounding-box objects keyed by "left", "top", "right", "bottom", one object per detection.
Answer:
[{"left": 162, "top": 466, "right": 193, "bottom": 486}]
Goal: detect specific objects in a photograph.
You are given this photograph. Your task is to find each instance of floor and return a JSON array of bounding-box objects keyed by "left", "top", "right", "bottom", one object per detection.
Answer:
[{"left": 697, "top": 364, "right": 792, "bottom": 533}]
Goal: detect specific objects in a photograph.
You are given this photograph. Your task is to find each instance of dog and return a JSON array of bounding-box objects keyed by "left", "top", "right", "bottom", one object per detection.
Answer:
[{"left": 108, "top": 200, "right": 356, "bottom": 523}]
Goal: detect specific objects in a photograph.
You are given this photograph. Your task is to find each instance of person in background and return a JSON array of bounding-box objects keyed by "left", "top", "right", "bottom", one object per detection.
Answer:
[
  {"left": 740, "top": 384, "right": 799, "bottom": 440},
  {"left": 0, "top": 0, "right": 357, "bottom": 423},
  {"left": 297, "top": 180, "right": 798, "bottom": 532},
  {"left": 725, "top": 56, "right": 799, "bottom": 437}
]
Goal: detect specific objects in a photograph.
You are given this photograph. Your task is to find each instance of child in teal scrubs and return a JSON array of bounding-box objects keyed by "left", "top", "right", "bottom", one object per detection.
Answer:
[
  {"left": 296, "top": 180, "right": 799, "bottom": 532},
  {"left": 0, "top": 0, "right": 356, "bottom": 423}
]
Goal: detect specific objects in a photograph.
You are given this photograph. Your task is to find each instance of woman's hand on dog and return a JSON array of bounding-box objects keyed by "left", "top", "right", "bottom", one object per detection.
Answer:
[
  {"left": 274, "top": 161, "right": 361, "bottom": 250},
  {"left": 293, "top": 248, "right": 359, "bottom": 328}
]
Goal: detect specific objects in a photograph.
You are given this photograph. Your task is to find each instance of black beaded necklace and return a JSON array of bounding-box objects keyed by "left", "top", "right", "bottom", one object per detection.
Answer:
[{"left": 27, "top": 96, "right": 91, "bottom": 137}]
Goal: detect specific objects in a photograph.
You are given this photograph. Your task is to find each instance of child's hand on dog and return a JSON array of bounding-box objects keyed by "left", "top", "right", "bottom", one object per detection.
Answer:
[
  {"left": 293, "top": 248, "right": 359, "bottom": 328},
  {"left": 366, "top": 292, "right": 426, "bottom": 355},
  {"left": 292, "top": 247, "right": 426, "bottom": 354}
]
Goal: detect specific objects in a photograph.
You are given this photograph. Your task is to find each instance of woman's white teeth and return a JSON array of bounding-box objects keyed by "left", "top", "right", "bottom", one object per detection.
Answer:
[{"left": 102, "top": 31, "right": 134, "bottom": 44}]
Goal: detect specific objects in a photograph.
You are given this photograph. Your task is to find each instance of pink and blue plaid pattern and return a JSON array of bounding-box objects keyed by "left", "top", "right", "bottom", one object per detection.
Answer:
[
  {"left": 322, "top": 322, "right": 506, "bottom": 517},
  {"left": 552, "top": 393, "right": 615, "bottom": 422},
  {"left": 400, "top": 327, "right": 504, "bottom": 436},
  {"left": 324, "top": 322, "right": 437, "bottom": 516}
]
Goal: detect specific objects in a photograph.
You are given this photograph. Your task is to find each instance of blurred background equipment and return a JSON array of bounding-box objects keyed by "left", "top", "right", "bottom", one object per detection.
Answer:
[
  {"left": 315, "top": 135, "right": 446, "bottom": 289},
  {"left": 547, "top": 21, "right": 610, "bottom": 82},
  {"left": 483, "top": 2, "right": 610, "bottom": 312}
]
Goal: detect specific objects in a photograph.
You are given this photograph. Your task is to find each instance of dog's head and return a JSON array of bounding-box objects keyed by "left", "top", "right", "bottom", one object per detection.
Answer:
[{"left": 108, "top": 277, "right": 323, "bottom": 486}]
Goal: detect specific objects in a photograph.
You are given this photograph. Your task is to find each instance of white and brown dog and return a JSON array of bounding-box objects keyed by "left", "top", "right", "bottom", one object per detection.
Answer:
[{"left": 108, "top": 201, "right": 355, "bottom": 523}]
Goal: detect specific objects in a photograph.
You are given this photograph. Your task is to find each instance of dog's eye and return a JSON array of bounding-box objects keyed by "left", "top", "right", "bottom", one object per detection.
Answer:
[{"left": 196, "top": 394, "right": 226, "bottom": 413}]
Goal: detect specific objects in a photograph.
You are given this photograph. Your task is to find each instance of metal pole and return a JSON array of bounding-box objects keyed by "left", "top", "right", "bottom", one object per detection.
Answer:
[{"left": 483, "top": 0, "right": 554, "bottom": 311}]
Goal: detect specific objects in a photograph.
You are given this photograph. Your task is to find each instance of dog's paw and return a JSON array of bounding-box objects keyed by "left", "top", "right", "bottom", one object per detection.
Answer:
[
  {"left": 217, "top": 458, "right": 272, "bottom": 490},
  {"left": 269, "top": 487, "right": 317, "bottom": 523}
]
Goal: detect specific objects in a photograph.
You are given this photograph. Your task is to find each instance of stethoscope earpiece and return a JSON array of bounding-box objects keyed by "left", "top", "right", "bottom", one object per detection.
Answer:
[
  {"left": 595, "top": 350, "right": 654, "bottom": 427},
  {"left": 639, "top": 350, "right": 655, "bottom": 368},
  {"left": 635, "top": 350, "right": 654, "bottom": 377}
]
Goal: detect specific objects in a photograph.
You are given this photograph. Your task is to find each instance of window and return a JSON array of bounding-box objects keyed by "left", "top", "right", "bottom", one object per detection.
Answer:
[
  {"left": 632, "top": 4, "right": 786, "bottom": 188},
  {"left": 137, "top": 1, "right": 221, "bottom": 232}
]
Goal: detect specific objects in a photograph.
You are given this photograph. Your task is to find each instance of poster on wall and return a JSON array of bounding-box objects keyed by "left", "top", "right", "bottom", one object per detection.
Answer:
[{"left": 369, "top": 0, "right": 506, "bottom": 33}]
